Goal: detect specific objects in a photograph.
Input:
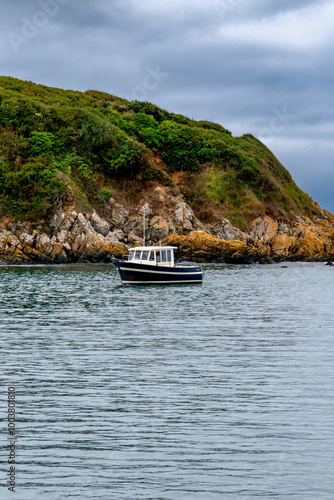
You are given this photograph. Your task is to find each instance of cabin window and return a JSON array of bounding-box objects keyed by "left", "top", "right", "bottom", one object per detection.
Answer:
[
  {"left": 129, "top": 251, "right": 135, "bottom": 261},
  {"left": 167, "top": 250, "right": 171, "bottom": 262},
  {"left": 135, "top": 250, "right": 141, "bottom": 259},
  {"left": 141, "top": 251, "right": 149, "bottom": 260},
  {"left": 156, "top": 251, "right": 161, "bottom": 263},
  {"left": 161, "top": 250, "right": 167, "bottom": 263},
  {"left": 149, "top": 251, "right": 155, "bottom": 261}
]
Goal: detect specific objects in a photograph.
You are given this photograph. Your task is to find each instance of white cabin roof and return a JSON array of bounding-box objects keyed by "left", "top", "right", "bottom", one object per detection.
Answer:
[{"left": 129, "top": 246, "right": 178, "bottom": 252}]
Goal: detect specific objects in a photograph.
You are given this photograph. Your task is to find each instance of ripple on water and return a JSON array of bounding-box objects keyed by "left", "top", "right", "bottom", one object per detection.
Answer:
[{"left": 0, "top": 262, "right": 334, "bottom": 500}]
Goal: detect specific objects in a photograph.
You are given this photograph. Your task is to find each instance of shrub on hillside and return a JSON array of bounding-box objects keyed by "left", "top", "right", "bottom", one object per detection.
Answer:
[{"left": 28, "top": 131, "right": 55, "bottom": 156}]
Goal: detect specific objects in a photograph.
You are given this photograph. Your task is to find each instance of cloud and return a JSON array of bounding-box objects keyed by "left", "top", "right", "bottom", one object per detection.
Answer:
[
  {"left": 217, "top": 1, "right": 334, "bottom": 51},
  {"left": 0, "top": 0, "right": 333, "bottom": 211}
]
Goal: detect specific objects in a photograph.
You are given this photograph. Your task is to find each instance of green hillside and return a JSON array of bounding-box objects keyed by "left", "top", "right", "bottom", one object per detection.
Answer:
[{"left": 0, "top": 76, "right": 317, "bottom": 228}]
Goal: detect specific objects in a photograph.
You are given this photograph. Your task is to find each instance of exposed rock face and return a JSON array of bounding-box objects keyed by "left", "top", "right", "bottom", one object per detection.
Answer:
[
  {"left": 251, "top": 216, "right": 279, "bottom": 243},
  {"left": 147, "top": 217, "right": 172, "bottom": 242},
  {"left": 0, "top": 203, "right": 333, "bottom": 264},
  {"left": 211, "top": 219, "right": 249, "bottom": 243},
  {"left": 89, "top": 210, "right": 110, "bottom": 236},
  {"left": 164, "top": 231, "right": 262, "bottom": 264},
  {"left": 163, "top": 212, "right": 334, "bottom": 263},
  {"left": 270, "top": 234, "right": 298, "bottom": 258},
  {"left": 0, "top": 210, "right": 128, "bottom": 264}
]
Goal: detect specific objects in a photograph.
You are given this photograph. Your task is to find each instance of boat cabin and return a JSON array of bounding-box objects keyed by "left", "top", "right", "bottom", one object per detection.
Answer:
[{"left": 127, "top": 246, "right": 178, "bottom": 267}]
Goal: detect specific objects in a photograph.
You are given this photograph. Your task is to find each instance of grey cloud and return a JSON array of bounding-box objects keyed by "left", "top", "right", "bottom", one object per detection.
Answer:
[
  {"left": 0, "top": 0, "right": 333, "bottom": 211},
  {"left": 227, "top": 0, "right": 319, "bottom": 21}
]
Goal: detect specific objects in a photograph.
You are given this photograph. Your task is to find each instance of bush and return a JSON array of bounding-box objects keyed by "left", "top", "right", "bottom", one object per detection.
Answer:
[
  {"left": 109, "top": 139, "right": 147, "bottom": 176},
  {"left": 0, "top": 158, "right": 67, "bottom": 218},
  {"left": 78, "top": 108, "right": 117, "bottom": 151},
  {"left": 158, "top": 121, "right": 198, "bottom": 171},
  {"left": 28, "top": 131, "right": 55, "bottom": 156},
  {"left": 133, "top": 112, "right": 158, "bottom": 130},
  {"left": 128, "top": 101, "right": 165, "bottom": 122},
  {"left": 100, "top": 187, "right": 113, "bottom": 200}
]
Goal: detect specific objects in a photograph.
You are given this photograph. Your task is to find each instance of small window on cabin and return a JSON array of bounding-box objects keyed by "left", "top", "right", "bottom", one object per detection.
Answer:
[
  {"left": 149, "top": 251, "right": 155, "bottom": 261},
  {"left": 161, "top": 250, "right": 167, "bottom": 263},
  {"left": 167, "top": 250, "right": 171, "bottom": 262},
  {"left": 129, "top": 251, "right": 135, "bottom": 261},
  {"left": 156, "top": 251, "right": 161, "bottom": 263},
  {"left": 135, "top": 250, "right": 141, "bottom": 259},
  {"left": 142, "top": 251, "right": 149, "bottom": 260}
]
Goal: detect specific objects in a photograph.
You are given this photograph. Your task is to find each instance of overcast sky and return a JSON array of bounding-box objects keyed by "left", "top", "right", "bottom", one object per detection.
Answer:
[{"left": 1, "top": 0, "right": 334, "bottom": 212}]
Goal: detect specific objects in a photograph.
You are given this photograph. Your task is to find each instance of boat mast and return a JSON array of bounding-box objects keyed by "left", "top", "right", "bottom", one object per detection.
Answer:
[{"left": 143, "top": 205, "right": 146, "bottom": 246}]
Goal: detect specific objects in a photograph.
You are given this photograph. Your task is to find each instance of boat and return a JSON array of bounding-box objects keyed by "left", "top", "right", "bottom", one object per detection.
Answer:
[{"left": 113, "top": 245, "right": 203, "bottom": 285}]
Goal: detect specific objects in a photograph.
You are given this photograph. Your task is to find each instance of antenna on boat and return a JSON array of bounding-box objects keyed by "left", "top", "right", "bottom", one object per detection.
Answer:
[{"left": 143, "top": 205, "right": 146, "bottom": 246}]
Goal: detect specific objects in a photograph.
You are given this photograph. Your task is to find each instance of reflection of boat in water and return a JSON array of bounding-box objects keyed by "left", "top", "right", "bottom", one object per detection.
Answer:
[{"left": 113, "top": 246, "right": 203, "bottom": 285}]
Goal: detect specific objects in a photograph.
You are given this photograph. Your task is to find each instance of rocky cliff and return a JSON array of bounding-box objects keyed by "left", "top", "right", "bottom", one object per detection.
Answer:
[{"left": 1, "top": 196, "right": 333, "bottom": 264}]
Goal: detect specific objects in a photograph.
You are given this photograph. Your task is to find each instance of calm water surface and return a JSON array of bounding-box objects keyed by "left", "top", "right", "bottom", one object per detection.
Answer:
[{"left": 0, "top": 262, "right": 333, "bottom": 499}]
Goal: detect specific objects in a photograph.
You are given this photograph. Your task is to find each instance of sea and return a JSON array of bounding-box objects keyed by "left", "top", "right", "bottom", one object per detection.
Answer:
[{"left": 1, "top": 262, "right": 333, "bottom": 500}]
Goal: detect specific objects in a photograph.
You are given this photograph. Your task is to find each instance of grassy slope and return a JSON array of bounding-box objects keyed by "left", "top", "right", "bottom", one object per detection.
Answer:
[{"left": 0, "top": 76, "right": 318, "bottom": 228}]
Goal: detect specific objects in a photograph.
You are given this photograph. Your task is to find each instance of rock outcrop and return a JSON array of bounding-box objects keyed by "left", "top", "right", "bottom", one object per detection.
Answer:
[
  {"left": 163, "top": 212, "right": 334, "bottom": 263},
  {"left": 0, "top": 202, "right": 334, "bottom": 264},
  {"left": 163, "top": 231, "right": 262, "bottom": 264},
  {"left": 0, "top": 211, "right": 128, "bottom": 264}
]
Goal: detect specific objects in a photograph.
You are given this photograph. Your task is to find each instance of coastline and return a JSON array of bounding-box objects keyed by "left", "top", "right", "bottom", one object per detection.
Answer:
[{"left": 1, "top": 202, "right": 333, "bottom": 265}]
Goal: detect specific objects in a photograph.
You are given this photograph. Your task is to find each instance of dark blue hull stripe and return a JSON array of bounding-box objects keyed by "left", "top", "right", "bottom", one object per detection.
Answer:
[
  {"left": 117, "top": 262, "right": 202, "bottom": 284},
  {"left": 123, "top": 281, "right": 202, "bottom": 285},
  {"left": 120, "top": 266, "right": 202, "bottom": 275}
]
